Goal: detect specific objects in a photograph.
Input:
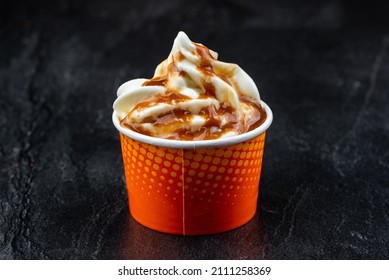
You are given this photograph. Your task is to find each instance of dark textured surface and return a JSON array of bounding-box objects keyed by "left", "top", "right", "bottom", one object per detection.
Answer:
[{"left": 1, "top": 0, "right": 389, "bottom": 259}]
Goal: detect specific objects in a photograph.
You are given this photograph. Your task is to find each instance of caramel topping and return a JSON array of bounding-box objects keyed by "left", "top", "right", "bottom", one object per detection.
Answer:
[
  {"left": 239, "top": 96, "right": 267, "bottom": 131},
  {"left": 120, "top": 118, "right": 153, "bottom": 137},
  {"left": 121, "top": 99, "right": 266, "bottom": 141},
  {"left": 202, "top": 82, "right": 216, "bottom": 98},
  {"left": 117, "top": 32, "right": 266, "bottom": 141},
  {"left": 195, "top": 44, "right": 214, "bottom": 78},
  {"left": 132, "top": 91, "right": 191, "bottom": 112},
  {"left": 195, "top": 43, "right": 214, "bottom": 69},
  {"left": 124, "top": 79, "right": 266, "bottom": 141},
  {"left": 142, "top": 76, "right": 168, "bottom": 87}
]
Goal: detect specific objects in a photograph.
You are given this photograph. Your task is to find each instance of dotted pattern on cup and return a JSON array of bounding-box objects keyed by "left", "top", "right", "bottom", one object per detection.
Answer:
[{"left": 120, "top": 132, "right": 266, "bottom": 235}]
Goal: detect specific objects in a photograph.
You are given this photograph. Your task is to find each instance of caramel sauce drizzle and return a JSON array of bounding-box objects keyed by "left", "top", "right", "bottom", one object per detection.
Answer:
[
  {"left": 142, "top": 76, "right": 167, "bottom": 87},
  {"left": 121, "top": 45, "right": 267, "bottom": 140}
]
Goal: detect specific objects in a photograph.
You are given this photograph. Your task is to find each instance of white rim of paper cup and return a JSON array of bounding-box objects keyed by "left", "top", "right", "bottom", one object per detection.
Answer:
[{"left": 112, "top": 100, "right": 273, "bottom": 149}]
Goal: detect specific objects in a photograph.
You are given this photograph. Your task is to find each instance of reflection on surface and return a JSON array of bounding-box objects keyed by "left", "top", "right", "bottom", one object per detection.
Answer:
[{"left": 101, "top": 207, "right": 266, "bottom": 259}]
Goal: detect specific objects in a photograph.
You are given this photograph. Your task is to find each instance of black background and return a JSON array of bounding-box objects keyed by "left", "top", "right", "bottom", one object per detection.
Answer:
[{"left": 0, "top": 0, "right": 388, "bottom": 259}]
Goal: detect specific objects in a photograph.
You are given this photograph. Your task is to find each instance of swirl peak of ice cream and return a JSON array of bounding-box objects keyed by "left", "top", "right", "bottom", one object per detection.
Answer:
[{"left": 113, "top": 31, "right": 266, "bottom": 140}]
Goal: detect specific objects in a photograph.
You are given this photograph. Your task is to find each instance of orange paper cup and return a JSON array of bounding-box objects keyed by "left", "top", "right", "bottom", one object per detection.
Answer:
[{"left": 113, "top": 101, "right": 273, "bottom": 235}]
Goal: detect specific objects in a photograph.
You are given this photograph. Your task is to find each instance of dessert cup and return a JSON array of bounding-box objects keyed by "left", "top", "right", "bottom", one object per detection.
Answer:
[{"left": 113, "top": 101, "right": 273, "bottom": 235}]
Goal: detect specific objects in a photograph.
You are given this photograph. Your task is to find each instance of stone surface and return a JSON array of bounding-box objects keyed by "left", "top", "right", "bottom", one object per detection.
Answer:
[{"left": 0, "top": 0, "right": 388, "bottom": 259}]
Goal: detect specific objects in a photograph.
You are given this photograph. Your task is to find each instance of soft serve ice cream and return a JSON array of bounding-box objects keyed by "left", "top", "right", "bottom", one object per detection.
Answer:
[{"left": 113, "top": 31, "right": 266, "bottom": 140}]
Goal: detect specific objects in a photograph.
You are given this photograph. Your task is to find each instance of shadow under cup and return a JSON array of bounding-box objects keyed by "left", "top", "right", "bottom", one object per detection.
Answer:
[{"left": 113, "top": 101, "right": 273, "bottom": 235}]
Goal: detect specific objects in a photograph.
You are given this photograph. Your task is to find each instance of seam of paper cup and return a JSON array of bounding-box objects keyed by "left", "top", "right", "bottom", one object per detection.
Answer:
[{"left": 113, "top": 100, "right": 273, "bottom": 149}]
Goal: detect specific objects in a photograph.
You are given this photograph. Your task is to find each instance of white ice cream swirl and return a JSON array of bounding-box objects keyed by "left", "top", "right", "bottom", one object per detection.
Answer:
[{"left": 113, "top": 31, "right": 266, "bottom": 140}]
